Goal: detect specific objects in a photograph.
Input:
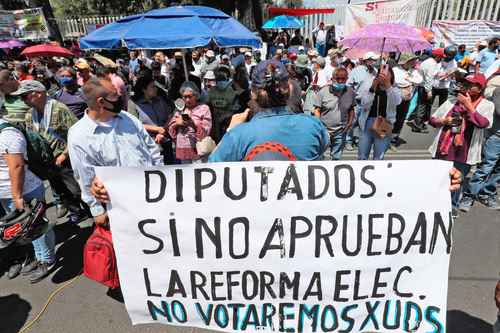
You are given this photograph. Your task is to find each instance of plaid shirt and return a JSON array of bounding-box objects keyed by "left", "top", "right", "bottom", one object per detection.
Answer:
[{"left": 25, "top": 99, "right": 78, "bottom": 157}]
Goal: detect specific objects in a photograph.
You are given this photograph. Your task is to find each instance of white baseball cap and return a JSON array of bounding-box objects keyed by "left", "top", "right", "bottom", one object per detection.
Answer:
[
  {"left": 204, "top": 70, "right": 215, "bottom": 80},
  {"left": 206, "top": 50, "right": 215, "bottom": 57},
  {"left": 362, "top": 52, "right": 380, "bottom": 60}
]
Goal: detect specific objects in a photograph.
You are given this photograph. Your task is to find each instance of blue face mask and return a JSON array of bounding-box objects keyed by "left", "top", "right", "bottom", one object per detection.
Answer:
[
  {"left": 58, "top": 76, "right": 74, "bottom": 87},
  {"left": 332, "top": 83, "right": 346, "bottom": 91},
  {"left": 216, "top": 80, "right": 231, "bottom": 90}
]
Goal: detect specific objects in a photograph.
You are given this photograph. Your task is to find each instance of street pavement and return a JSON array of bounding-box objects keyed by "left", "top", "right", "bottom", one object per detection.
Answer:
[{"left": 0, "top": 124, "right": 498, "bottom": 333}]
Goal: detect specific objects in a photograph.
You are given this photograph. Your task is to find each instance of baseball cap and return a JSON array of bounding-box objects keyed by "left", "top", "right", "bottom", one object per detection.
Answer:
[
  {"left": 251, "top": 60, "right": 289, "bottom": 88},
  {"left": 204, "top": 70, "right": 215, "bottom": 80},
  {"left": 74, "top": 59, "right": 90, "bottom": 70},
  {"left": 295, "top": 54, "right": 308, "bottom": 67},
  {"left": 244, "top": 52, "right": 252, "bottom": 57},
  {"left": 11, "top": 80, "right": 46, "bottom": 96},
  {"left": 362, "top": 52, "right": 380, "bottom": 61},
  {"left": 398, "top": 53, "right": 419, "bottom": 65},
  {"left": 432, "top": 48, "right": 445, "bottom": 58},
  {"left": 298, "top": 46, "right": 305, "bottom": 52},
  {"left": 222, "top": 54, "right": 230, "bottom": 60},
  {"left": 479, "top": 40, "right": 488, "bottom": 46},
  {"left": 465, "top": 73, "right": 487, "bottom": 89},
  {"left": 206, "top": 50, "right": 215, "bottom": 58},
  {"left": 174, "top": 51, "right": 183, "bottom": 58}
]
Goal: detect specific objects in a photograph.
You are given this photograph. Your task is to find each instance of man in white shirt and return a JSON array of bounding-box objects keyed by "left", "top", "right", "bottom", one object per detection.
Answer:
[
  {"left": 347, "top": 52, "right": 379, "bottom": 95},
  {"left": 408, "top": 49, "right": 443, "bottom": 132},
  {"left": 243, "top": 52, "right": 255, "bottom": 82},
  {"left": 432, "top": 54, "right": 457, "bottom": 107},
  {"left": 392, "top": 55, "right": 423, "bottom": 144},
  {"left": 346, "top": 52, "right": 380, "bottom": 150},
  {"left": 191, "top": 50, "right": 205, "bottom": 78},
  {"left": 323, "top": 48, "right": 341, "bottom": 81},
  {"left": 312, "top": 22, "right": 327, "bottom": 57},
  {"left": 303, "top": 56, "right": 328, "bottom": 114}
]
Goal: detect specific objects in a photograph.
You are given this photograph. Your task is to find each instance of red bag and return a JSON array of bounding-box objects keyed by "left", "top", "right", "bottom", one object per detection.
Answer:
[{"left": 83, "top": 225, "right": 120, "bottom": 289}]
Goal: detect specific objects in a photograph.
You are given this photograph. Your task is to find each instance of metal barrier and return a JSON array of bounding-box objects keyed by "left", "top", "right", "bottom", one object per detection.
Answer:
[
  {"left": 54, "top": 1, "right": 500, "bottom": 41},
  {"left": 426, "top": 0, "right": 500, "bottom": 25},
  {"left": 56, "top": 16, "right": 125, "bottom": 39}
]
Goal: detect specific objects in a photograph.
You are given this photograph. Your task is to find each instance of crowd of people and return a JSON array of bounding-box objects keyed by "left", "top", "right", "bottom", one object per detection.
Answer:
[{"left": 0, "top": 30, "right": 497, "bottom": 295}]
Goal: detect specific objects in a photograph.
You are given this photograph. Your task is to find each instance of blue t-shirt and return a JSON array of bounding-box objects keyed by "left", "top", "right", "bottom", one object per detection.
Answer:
[
  {"left": 208, "top": 107, "right": 329, "bottom": 162},
  {"left": 454, "top": 50, "right": 470, "bottom": 62},
  {"left": 477, "top": 48, "right": 498, "bottom": 73}
]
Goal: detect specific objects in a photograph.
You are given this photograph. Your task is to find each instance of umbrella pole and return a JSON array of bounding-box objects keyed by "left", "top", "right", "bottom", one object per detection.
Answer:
[
  {"left": 182, "top": 49, "right": 189, "bottom": 82},
  {"left": 379, "top": 37, "right": 386, "bottom": 67}
]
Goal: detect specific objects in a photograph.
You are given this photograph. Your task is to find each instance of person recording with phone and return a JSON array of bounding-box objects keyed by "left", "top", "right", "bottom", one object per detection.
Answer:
[
  {"left": 428, "top": 73, "right": 494, "bottom": 210},
  {"left": 357, "top": 64, "right": 402, "bottom": 160},
  {"left": 167, "top": 82, "right": 212, "bottom": 164}
]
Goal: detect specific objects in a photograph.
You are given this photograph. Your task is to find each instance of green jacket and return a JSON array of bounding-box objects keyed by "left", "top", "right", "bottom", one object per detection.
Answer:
[
  {"left": 2, "top": 95, "right": 31, "bottom": 124},
  {"left": 25, "top": 99, "right": 78, "bottom": 157}
]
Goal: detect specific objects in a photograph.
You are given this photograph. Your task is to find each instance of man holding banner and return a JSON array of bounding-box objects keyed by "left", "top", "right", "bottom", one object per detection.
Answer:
[{"left": 68, "top": 77, "right": 163, "bottom": 227}]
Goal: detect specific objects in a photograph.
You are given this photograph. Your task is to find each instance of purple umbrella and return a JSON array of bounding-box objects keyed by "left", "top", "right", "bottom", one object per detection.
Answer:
[
  {"left": 0, "top": 39, "right": 25, "bottom": 49},
  {"left": 341, "top": 23, "right": 431, "bottom": 53}
]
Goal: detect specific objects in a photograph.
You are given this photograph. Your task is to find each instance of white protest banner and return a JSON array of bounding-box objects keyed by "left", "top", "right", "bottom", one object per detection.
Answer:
[
  {"left": 96, "top": 160, "right": 453, "bottom": 333},
  {"left": 432, "top": 20, "right": 500, "bottom": 49},
  {"left": 344, "top": 0, "right": 421, "bottom": 36}
]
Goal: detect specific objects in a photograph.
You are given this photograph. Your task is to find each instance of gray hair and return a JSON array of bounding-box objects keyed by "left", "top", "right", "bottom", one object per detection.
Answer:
[
  {"left": 179, "top": 81, "right": 200, "bottom": 99},
  {"left": 82, "top": 77, "right": 112, "bottom": 109},
  {"left": 57, "top": 66, "right": 77, "bottom": 78}
]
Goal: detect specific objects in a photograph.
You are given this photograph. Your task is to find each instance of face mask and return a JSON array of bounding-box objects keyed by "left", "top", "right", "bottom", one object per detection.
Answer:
[
  {"left": 332, "top": 83, "right": 346, "bottom": 91},
  {"left": 103, "top": 97, "right": 123, "bottom": 114},
  {"left": 58, "top": 76, "right": 74, "bottom": 87},
  {"left": 216, "top": 80, "right": 231, "bottom": 90}
]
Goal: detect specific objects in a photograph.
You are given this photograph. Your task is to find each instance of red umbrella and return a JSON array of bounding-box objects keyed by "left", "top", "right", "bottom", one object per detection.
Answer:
[{"left": 21, "top": 44, "right": 74, "bottom": 58}]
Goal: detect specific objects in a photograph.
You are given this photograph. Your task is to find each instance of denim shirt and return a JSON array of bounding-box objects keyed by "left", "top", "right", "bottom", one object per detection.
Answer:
[
  {"left": 68, "top": 111, "right": 163, "bottom": 217},
  {"left": 209, "top": 106, "right": 329, "bottom": 162}
]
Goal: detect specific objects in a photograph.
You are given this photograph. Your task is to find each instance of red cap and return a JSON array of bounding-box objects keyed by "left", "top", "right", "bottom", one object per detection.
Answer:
[
  {"left": 465, "top": 73, "right": 487, "bottom": 89},
  {"left": 432, "top": 48, "right": 445, "bottom": 58},
  {"left": 288, "top": 52, "right": 297, "bottom": 61}
]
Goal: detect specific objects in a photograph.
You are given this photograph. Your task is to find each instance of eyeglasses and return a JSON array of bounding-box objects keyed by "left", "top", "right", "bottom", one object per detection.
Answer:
[{"left": 182, "top": 94, "right": 194, "bottom": 100}]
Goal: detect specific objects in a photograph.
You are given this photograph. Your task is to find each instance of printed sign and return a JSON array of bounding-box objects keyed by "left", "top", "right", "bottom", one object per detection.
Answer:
[
  {"left": 97, "top": 160, "right": 453, "bottom": 332},
  {"left": 344, "top": 0, "right": 423, "bottom": 36},
  {"left": 432, "top": 20, "right": 500, "bottom": 49}
]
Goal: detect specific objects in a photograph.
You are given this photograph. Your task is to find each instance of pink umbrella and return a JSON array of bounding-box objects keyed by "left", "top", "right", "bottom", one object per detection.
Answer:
[
  {"left": 0, "top": 39, "right": 25, "bottom": 49},
  {"left": 341, "top": 23, "right": 432, "bottom": 53}
]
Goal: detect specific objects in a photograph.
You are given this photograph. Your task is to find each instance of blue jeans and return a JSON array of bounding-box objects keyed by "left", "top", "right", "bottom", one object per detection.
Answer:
[
  {"left": 316, "top": 43, "right": 326, "bottom": 57},
  {"left": 0, "top": 185, "right": 55, "bottom": 264},
  {"left": 358, "top": 117, "right": 391, "bottom": 160},
  {"left": 451, "top": 161, "right": 471, "bottom": 209},
  {"left": 462, "top": 134, "right": 500, "bottom": 200},
  {"left": 325, "top": 130, "right": 346, "bottom": 160}
]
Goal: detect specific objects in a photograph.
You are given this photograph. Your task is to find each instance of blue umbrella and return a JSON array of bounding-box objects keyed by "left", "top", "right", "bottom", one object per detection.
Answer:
[
  {"left": 262, "top": 15, "right": 304, "bottom": 30},
  {"left": 80, "top": 6, "right": 261, "bottom": 50}
]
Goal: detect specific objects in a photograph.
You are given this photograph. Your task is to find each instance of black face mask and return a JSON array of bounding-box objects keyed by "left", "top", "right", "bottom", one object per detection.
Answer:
[{"left": 103, "top": 97, "right": 123, "bottom": 114}]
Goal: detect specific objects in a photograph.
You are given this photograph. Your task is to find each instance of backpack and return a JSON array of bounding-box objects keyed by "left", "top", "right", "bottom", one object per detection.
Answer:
[
  {"left": 0, "top": 122, "right": 55, "bottom": 180},
  {"left": 83, "top": 225, "right": 120, "bottom": 289}
]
